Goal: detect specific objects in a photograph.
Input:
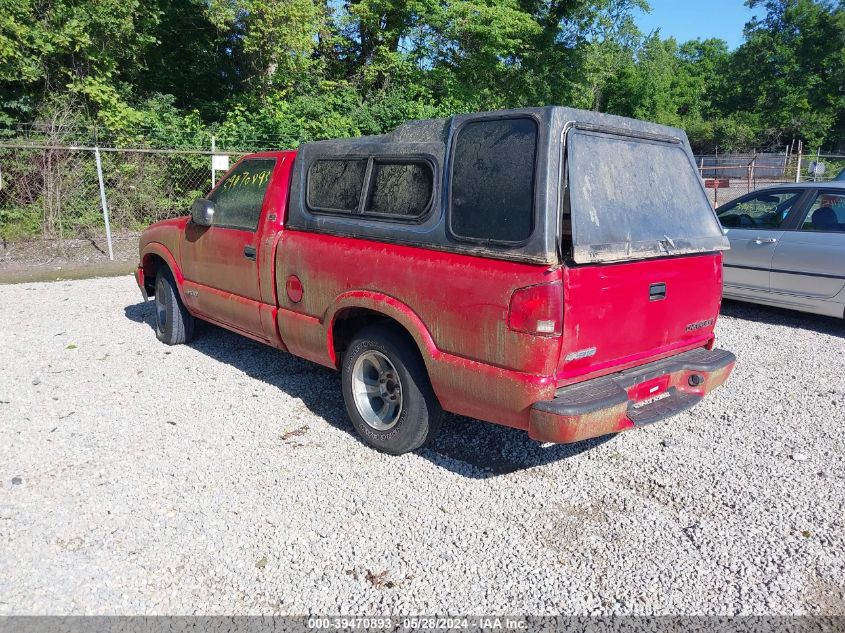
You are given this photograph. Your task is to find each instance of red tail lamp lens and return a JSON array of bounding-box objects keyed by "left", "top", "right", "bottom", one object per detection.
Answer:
[{"left": 507, "top": 282, "right": 563, "bottom": 336}]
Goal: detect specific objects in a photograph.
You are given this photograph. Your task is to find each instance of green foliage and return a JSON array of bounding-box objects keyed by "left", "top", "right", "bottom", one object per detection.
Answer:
[
  {"left": 0, "top": 0, "right": 161, "bottom": 124},
  {"left": 0, "top": 0, "right": 843, "bottom": 152},
  {"left": 0, "top": 203, "right": 41, "bottom": 242},
  {"left": 206, "top": 0, "right": 324, "bottom": 93},
  {"left": 100, "top": 151, "right": 211, "bottom": 231},
  {"left": 725, "top": 0, "right": 845, "bottom": 149}
]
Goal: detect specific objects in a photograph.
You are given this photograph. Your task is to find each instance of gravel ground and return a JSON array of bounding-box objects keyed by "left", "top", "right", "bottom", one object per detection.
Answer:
[{"left": 0, "top": 275, "right": 844, "bottom": 616}]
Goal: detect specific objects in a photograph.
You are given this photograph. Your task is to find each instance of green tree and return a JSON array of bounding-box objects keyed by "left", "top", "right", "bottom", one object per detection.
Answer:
[
  {"left": 206, "top": 0, "right": 325, "bottom": 94},
  {"left": 1, "top": 0, "right": 843, "bottom": 153},
  {"left": 563, "top": 0, "right": 647, "bottom": 111},
  {"left": 0, "top": 0, "right": 161, "bottom": 127},
  {"left": 726, "top": 0, "right": 844, "bottom": 148},
  {"left": 133, "top": 0, "right": 237, "bottom": 120}
]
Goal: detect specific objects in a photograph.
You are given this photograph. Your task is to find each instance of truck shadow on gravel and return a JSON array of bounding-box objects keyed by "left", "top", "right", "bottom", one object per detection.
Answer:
[
  {"left": 720, "top": 300, "right": 844, "bottom": 339},
  {"left": 125, "top": 300, "right": 611, "bottom": 479}
]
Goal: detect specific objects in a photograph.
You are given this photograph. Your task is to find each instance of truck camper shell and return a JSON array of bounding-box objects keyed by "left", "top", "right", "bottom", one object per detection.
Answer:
[{"left": 287, "top": 106, "right": 729, "bottom": 265}]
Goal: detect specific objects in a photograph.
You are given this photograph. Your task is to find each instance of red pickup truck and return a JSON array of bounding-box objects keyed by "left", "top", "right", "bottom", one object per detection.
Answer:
[{"left": 136, "top": 107, "right": 735, "bottom": 455}]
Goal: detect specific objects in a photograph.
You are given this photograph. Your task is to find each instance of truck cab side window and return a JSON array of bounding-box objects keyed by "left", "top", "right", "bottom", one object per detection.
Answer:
[
  {"left": 449, "top": 117, "right": 537, "bottom": 243},
  {"left": 210, "top": 158, "right": 275, "bottom": 231}
]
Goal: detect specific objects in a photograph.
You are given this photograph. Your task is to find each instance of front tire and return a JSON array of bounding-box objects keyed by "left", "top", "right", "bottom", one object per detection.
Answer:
[
  {"left": 154, "top": 268, "right": 194, "bottom": 345},
  {"left": 341, "top": 325, "right": 441, "bottom": 455}
]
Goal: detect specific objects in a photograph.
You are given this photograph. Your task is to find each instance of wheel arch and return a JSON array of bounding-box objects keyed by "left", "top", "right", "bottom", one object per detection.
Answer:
[
  {"left": 141, "top": 243, "right": 186, "bottom": 302},
  {"left": 326, "top": 291, "right": 439, "bottom": 371}
]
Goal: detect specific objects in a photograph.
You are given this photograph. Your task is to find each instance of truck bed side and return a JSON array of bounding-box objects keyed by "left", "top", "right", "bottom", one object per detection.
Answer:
[{"left": 274, "top": 231, "right": 562, "bottom": 427}]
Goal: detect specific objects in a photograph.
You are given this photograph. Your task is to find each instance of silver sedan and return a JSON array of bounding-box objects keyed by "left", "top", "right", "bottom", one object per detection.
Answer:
[{"left": 716, "top": 181, "right": 845, "bottom": 318}]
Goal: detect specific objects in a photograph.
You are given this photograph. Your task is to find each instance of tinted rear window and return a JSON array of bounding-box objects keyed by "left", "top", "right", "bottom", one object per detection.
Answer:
[
  {"left": 365, "top": 161, "right": 433, "bottom": 217},
  {"left": 308, "top": 159, "right": 367, "bottom": 213},
  {"left": 567, "top": 130, "right": 727, "bottom": 263},
  {"left": 450, "top": 118, "right": 537, "bottom": 243}
]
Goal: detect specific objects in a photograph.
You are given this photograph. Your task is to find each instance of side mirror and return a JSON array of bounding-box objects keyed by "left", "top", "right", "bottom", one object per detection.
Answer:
[{"left": 191, "top": 198, "right": 215, "bottom": 227}]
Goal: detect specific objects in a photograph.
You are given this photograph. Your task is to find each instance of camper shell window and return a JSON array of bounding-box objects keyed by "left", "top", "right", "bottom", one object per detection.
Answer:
[
  {"left": 364, "top": 159, "right": 434, "bottom": 219},
  {"left": 307, "top": 156, "right": 434, "bottom": 221},
  {"left": 307, "top": 159, "right": 368, "bottom": 213},
  {"left": 565, "top": 125, "right": 727, "bottom": 264},
  {"left": 448, "top": 117, "right": 538, "bottom": 244}
]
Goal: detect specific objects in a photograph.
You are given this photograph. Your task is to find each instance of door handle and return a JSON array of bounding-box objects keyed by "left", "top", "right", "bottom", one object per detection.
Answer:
[
  {"left": 243, "top": 245, "right": 257, "bottom": 260},
  {"left": 753, "top": 237, "right": 778, "bottom": 244},
  {"left": 649, "top": 282, "right": 667, "bottom": 301}
]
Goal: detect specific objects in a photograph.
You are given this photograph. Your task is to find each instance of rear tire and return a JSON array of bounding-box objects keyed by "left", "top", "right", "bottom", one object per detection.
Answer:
[
  {"left": 341, "top": 325, "right": 441, "bottom": 455},
  {"left": 154, "top": 268, "right": 194, "bottom": 345}
]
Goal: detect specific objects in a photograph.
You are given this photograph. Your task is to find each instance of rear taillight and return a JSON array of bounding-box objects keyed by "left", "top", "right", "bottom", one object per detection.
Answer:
[{"left": 507, "top": 282, "right": 563, "bottom": 336}]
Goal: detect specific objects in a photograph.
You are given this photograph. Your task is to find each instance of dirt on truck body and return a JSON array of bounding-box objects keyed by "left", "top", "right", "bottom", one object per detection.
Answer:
[{"left": 136, "top": 106, "right": 735, "bottom": 455}]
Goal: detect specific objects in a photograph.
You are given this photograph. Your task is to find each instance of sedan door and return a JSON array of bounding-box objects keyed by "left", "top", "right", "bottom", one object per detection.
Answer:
[
  {"left": 716, "top": 189, "right": 806, "bottom": 292},
  {"left": 769, "top": 189, "right": 845, "bottom": 302}
]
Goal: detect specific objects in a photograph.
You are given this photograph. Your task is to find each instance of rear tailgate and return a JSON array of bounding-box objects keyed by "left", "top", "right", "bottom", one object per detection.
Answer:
[
  {"left": 557, "top": 253, "right": 723, "bottom": 383},
  {"left": 557, "top": 124, "right": 728, "bottom": 384}
]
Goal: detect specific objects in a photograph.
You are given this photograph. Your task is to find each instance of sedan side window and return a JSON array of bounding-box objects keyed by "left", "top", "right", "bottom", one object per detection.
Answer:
[
  {"left": 798, "top": 192, "right": 845, "bottom": 233},
  {"left": 209, "top": 158, "right": 276, "bottom": 231},
  {"left": 716, "top": 191, "right": 801, "bottom": 229}
]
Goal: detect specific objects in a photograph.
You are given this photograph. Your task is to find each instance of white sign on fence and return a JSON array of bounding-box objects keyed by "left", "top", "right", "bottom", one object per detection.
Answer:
[
  {"left": 211, "top": 154, "right": 230, "bottom": 172},
  {"left": 808, "top": 161, "right": 826, "bottom": 176}
]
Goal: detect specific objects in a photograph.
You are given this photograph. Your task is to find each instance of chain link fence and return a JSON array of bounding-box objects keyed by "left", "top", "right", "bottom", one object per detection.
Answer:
[
  {"left": 694, "top": 152, "right": 845, "bottom": 207},
  {"left": 0, "top": 144, "right": 244, "bottom": 269}
]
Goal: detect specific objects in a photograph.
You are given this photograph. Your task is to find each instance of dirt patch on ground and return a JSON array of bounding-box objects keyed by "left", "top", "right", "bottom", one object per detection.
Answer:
[
  {"left": 0, "top": 260, "right": 137, "bottom": 284},
  {"left": 0, "top": 232, "right": 139, "bottom": 284},
  {"left": 804, "top": 577, "right": 845, "bottom": 615}
]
